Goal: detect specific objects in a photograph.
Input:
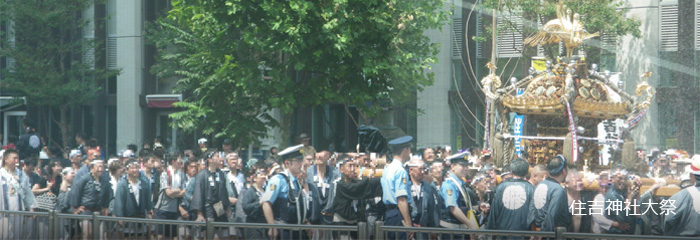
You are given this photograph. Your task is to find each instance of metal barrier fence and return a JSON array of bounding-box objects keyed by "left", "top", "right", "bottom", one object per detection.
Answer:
[
  {"left": 379, "top": 224, "right": 556, "bottom": 240},
  {"left": 0, "top": 210, "right": 51, "bottom": 239},
  {"left": 210, "top": 222, "right": 359, "bottom": 240},
  {"left": 0, "top": 210, "right": 357, "bottom": 239},
  {"left": 562, "top": 232, "right": 699, "bottom": 240},
  {"left": 1, "top": 210, "right": 698, "bottom": 240},
  {"left": 378, "top": 225, "right": 699, "bottom": 240}
]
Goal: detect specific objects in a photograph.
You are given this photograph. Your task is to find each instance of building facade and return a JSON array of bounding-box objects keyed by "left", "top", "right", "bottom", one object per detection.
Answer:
[{"left": 1, "top": 0, "right": 483, "bottom": 157}]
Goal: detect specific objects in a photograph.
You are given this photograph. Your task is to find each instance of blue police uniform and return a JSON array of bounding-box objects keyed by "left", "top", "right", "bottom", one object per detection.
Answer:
[
  {"left": 440, "top": 151, "right": 478, "bottom": 240},
  {"left": 440, "top": 172, "right": 469, "bottom": 222},
  {"left": 261, "top": 169, "right": 307, "bottom": 239},
  {"left": 380, "top": 135, "right": 414, "bottom": 240},
  {"left": 438, "top": 172, "right": 472, "bottom": 239},
  {"left": 381, "top": 158, "right": 411, "bottom": 239},
  {"left": 261, "top": 144, "right": 310, "bottom": 239}
]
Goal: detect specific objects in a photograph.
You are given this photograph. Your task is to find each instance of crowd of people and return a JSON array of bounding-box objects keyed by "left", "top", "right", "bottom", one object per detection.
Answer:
[{"left": 0, "top": 118, "right": 699, "bottom": 240}]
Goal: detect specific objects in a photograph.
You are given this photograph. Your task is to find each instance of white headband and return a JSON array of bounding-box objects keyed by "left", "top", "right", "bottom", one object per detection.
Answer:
[{"left": 91, "top": 159, "right": 104, "bottom": 165}]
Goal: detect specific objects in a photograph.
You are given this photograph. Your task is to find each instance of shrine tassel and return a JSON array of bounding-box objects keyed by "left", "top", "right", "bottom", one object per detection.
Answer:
[{"left": 564, "top": 99, "right": 578, "bottom": 163}]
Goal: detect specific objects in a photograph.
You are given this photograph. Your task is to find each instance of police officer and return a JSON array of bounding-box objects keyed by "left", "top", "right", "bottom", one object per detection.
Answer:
[
  {"left": 261, "top": 144, "right": 308, "bottom": 240},
  {"left": 381, "top": 136, "right": 413, "bottom": 240},
  {"left": 440, "top": 151, "right": 479, "bottom": 240},
  {"left": 664, "top": 155, "right": 700, "bottom": 236}
]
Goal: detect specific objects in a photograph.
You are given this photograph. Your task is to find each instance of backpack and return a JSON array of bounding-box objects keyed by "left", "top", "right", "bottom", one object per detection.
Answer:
[{"left": 17, "top": 132, "right": 41, "bottom": 160}]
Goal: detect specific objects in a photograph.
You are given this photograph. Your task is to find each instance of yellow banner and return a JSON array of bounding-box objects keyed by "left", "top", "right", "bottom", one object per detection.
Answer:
[{"left": 532, "top": 58, "right": 546, "bottom": 72}]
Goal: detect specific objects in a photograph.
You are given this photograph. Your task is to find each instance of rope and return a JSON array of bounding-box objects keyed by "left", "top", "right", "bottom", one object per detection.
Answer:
[{"left": 501, "top": 134, "right": 623, "bottom": 144}]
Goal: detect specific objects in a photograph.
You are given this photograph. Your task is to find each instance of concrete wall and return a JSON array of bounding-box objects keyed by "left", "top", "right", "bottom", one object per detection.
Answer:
[
  {"left": 416, "top": 0, "right": 457, "bottom": 149},
  {"left": 617, "top": 0, "right": 661, "bottom": 150},
  {"left": 115, "top": 0, "right": 145, "bottom": 150}
]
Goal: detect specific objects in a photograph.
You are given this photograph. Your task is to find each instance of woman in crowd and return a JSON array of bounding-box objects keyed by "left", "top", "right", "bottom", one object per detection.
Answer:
[
  {"left": 30, "top": 158, "right": 54, "bottom": 211},
  {"left": 30, "top": 158, "right": 61, "bottom": 237},
  {"left": 46, "top": 159, "right": 63, "bottom": 195}
]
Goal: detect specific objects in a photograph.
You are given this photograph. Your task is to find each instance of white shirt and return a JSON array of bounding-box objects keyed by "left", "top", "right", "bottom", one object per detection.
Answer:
[
  {"left": 110, "top": 175, "right": 119, "bottom": 196},
  {"left": 591, "top": 193, "right": 613, "bottom": 233},
  {"left": 227, "top": 170, "right": 244, "bottom": 195},
  {"left": 167, "top": 166, "right": 183, "bottom": 190},
  {"left": 411, "top": 182, "right": 423, "bottom": 200},
  {"left": 130, "top": 180, "right": 140, "bottom": 205}
]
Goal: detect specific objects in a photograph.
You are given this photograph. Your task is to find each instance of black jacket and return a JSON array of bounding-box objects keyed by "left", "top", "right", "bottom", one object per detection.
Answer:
[
  {"left": 408, "top": 180, "right": 441, "bottom": 227},
  {"left": 242, "top": 187, "right": 266, "bottom": 223},
  {"left": 191, "top": 169, "right": 230, "bottom": 218},
  {"left": 305, "top": 182, "right": 322, "bottom": 224},
  {"left": 113, "top": 178, "right": 153, "bottom": 217},
  {"left": 325, "top": 178, "right": 381, "bottom": 223}
]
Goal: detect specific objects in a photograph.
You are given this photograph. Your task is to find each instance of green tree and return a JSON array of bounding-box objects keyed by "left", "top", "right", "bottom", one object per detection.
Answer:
[
  {"left": 149, "top": 0, "right": 449, "bottom": 147},
  {"left": 0, "top": 0, "right": 118, "bottom": 150},
  {"left": 481, "top": 0, "right": 641, "bottom": 62}
]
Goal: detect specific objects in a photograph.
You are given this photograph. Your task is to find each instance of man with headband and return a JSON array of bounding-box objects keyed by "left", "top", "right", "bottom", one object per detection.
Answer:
[
  {"left": 307, "top": 150, "right": 339, "bottom": 228},
  {"left": 113, "top": 159, "right": 154, "bottom": 238},
  {"left": 326, "top": 154, "right": 380, "bottom": 239},
  {"left": 603, "top": 164, "right": 638, "bottom": 234},
  {"left": 528, "top": 155, "right": 571, "bottom": 233},
  {"left": 69, "top": 149, "right": 83, "bottom": 172},
  {"left": 56, "top": 167, "right": 77, "bottom": 239},
  {"left": 664, "top": 155, "right": 700, "bottom": 236},
  {"left": 191, "top": 150, "right": 232, "bottom": 239},
  {"left": 406, "top": 158, "right": 440, "bottom": 239},
  {"left": 154, "top": 153, "right": 187, "bottom": 240},
  {"left": 71, "top": 158, "right": 112, "bottom": 240}
]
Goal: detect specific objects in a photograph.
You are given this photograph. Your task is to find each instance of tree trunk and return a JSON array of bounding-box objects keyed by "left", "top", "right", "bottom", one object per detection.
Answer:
[
  {"left": 676, "top": 1, "right": 695, "bottom": 153},
  {"left": 279, "top": 111, "right": 293, "bottom": 149},
  {"left": 59, "top": 105, "right": 70, "bottom": 158}
]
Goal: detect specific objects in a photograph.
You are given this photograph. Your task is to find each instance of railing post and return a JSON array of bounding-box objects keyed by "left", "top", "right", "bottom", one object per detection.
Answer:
[
  {"left": 358, "top": 222, "right": 368, "bottom": 240},
  {"left": 206, "top": 218, "right": 215, "bottom": 240},
  {"left": 554, "top": 227, "right": 565, "bottom": 240},
  {"left": 54, "top": 211, "right": 62, "bottom": 240},
  {"left": 92, "top": 212, "right": 100, "bottom": 240},
  {"left": 47, "top": 210, "right": 55, "bottom": 239},
  {"left": 375, "top": 220, "right": 384, "bottom": 240}
]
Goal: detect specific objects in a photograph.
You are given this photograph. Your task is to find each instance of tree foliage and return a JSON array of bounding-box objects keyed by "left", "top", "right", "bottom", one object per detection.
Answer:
[
  {"left": 149, "top": 0, "right": 449, "bottom": 146},
  {"left": 481, "top": 0, "right": 641, "bottom": 60},
  {"left": 0, "top": 0, "right": 117, "bottom": 149}
]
